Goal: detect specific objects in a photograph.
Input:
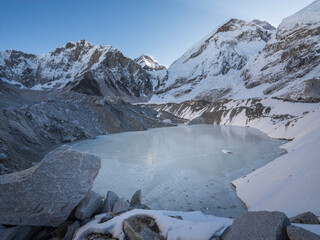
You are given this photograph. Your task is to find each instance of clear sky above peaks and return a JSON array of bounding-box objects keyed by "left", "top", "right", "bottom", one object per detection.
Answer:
[{"left": 0, "top": 0, "right": 314, "bottom": 66}]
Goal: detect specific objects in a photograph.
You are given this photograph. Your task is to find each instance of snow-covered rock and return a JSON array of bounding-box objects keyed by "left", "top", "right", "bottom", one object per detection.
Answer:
[
  {"left": 0, "top": 40, "right": 152, "bottom": 102},
  {"left": 134, "top": 54, "right": 166, "bottom": 71}
]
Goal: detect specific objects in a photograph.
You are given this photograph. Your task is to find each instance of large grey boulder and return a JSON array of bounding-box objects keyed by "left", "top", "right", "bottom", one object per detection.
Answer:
[
  {"left": 0, "top": 145, "right": 101, "bottom": 227},
  {"left": 290, "top": 212, "right": 320, "bottom": 224},
  {"left": 0, "top": 226, "right": 33, "bottom": 240},
  {"left": 75, "top": 191, "right": 103, "bottom": 220},
  {"left": 221, "top": 211, "right": 290, "bottom": 240},
  {"left": 287, "top": 225, "right": 320, "bottom": 240},
  {"left": 101, "top": 191, "right": 119, "bottom": 213},
  {"left": 123, "top": 215, "right": 163, "bottom": 240}
]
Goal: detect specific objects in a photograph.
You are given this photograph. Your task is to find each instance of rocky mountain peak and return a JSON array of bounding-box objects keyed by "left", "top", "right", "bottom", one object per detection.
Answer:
[
  {"left": 134, "top": 54, "right": 166, "bottom": 71},
  {"left": 0, "top": 40, "right": 153, "bottom": 102},
  {"left": 252, "top": 19, "right": 276, "bottom": 31}
]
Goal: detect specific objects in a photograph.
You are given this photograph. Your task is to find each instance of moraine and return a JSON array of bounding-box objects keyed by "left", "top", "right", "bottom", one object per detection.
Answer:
[{"left": 71, "top": 125, "right": 287, "bottom": 218}]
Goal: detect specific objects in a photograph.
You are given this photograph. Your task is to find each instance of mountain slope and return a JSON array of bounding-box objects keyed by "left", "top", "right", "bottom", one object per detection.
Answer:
[
  {"left": 149, "top": 19, "right": 275, "bottom": 103},
  {"left": 0, "top": 40, "right": 153, "bottom": 102},
  {"left": 149, "top": 2, "right": 320, "bottom": 104},
  {"left": 242, "top": 0, "right": 320, "bottom": 100}
]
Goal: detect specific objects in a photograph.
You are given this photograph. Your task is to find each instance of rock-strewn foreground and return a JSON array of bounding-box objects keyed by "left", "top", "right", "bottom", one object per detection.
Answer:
[{"left": 0, "top": 146, "right": 101, "bottom": 227}]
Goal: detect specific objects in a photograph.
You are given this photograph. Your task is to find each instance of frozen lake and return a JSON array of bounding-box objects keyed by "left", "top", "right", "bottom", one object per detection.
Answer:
[{"left": 72, "top": 125, "right": 287, "bottom": 218}]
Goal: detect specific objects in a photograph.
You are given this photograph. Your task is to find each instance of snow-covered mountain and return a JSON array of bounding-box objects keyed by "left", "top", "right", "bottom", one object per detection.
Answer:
[
  {"left": 149, "top": 19, "right": 275, "bottom": 103},
  {"left": 134, "top": 54, "right": 166, "bottom": 71},
  {"left": 0, "top": 40, "right": 152, "bottom": 102},
  {"left": 149, "top": 1, "right": 320, "bottom": 103},
  {"left": 242, "top": 0, "right": 320, "bottom": 100}
]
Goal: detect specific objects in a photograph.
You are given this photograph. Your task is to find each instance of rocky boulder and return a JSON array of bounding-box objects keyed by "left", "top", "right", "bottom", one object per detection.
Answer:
[
  {"left": 290, "top": 212, "right": 320, "bottom": 224},
  {"left": 0, "top": 145, "right": 101, "bottom": 227},
  {"left": 123, "top": 215, "right": 163, "bottom": 240},
  {"left": 286, "top": 225, "right": 320, "bottom": 240},
  {"left": 75, "top": 191, "right": 103, "bottom": 220},
  {"left": 221, "top": 211, "right": 290, "bottom": 240}
]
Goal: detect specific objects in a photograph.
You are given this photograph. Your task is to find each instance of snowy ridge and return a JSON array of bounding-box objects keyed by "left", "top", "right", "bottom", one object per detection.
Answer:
[
  {"left": 278, "top": 0, "right": 320, "bottom": 34},
  {"left": 149, "top": 19, "right": 275, "bottom": 103},
  {"left": 0, "top": 40, "right": 153, "bottom": 102},
  {"left": 149, "top": 0, "right": 320, "bottom": 103},
  {"left": 134, "top": 54, "right": 166, "bottom": 71}
]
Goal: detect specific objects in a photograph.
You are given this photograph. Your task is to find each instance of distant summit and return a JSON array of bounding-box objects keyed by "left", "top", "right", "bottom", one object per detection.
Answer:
[
  {"left": 251, "top": 19, "right": 276, "bottom": 31},
  {"left": 134, "top": 54, "right": 166, "bottom": 71}
]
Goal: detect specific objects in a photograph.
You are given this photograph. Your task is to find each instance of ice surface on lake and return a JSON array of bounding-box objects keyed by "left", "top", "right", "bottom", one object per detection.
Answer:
[{"left": 72, "top": 125, "right": 286, "bottom": 218}]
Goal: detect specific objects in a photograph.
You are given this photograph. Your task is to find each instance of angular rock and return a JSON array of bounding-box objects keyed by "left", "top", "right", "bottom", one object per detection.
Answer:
[
  {"left": 220, "top": 211, "right": 290, "bottom": 240},
  {"left": 112, "top": 198, "right": 129, "bottom": 215},
  {"left": 290, "top": 212, "right": 320, "bottom": 224},
  {"left": 130, "top": 189, "right": 142, "bottom": 206},
  {"left": 63, "top": 221, "right": 80, "bottom": 240},
  {"left": 0, "top": 146, "right": 101, "bottom": 227},
  {"left": 287, "top": 225, "right": 320, "bottom": 240},
  {"left": 101, "top": 191, "right": 119, "bottom": 213},
  {"left": 123, "top": 215, "right": 163, "bottom": 240},
  {"left": 0, "top": 226, "right": 33, "bottom": 240},
  {"left": 51, "top": 221, "right": 73, "bottom": 239},
  {"left": 75, "top": 191, "right": 103, "bottom": 220}
]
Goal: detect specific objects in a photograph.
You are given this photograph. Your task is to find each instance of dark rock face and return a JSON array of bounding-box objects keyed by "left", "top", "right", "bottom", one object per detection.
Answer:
[
  {"left": 0, "top": 40, "right": 153, "bottom": 102},
  {"left": 286, "top": 225, "right": 320, "bottom": 240},
  {"left": 0, "top": 146, "right": 101, "bottom": 227},
  {"left": 63, "top": 221, "right": 81, "bottom": 240},
  {"left": 220, "top": 211, "right": 290, "bottom": 240},
  {"left": 123, "top": 215, "right": 164, "bottom": 240},
  {"left": 290, "top": 211, "right": 320, "bottom": 224},
  {"left": 0, "top": 226, "right": 33, "bottom": 240}
]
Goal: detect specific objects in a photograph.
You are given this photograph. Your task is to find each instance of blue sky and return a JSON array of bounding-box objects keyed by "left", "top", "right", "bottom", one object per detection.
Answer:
[{"left": 0, "top": 0, "right": 314, "bottom": 66}]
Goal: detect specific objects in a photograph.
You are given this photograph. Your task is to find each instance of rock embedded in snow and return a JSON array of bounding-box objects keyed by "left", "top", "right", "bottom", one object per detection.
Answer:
[
  {"left": 101, "top": 191, "right": 120, "bottom": 213},
  {"left": 130, "top": 189, "right": 142, "bottom": 206},
  {"left": 286, "top": 225, "right": 320, "bottom": 240},
  {"left": 290, "top": 212, "right": 320, "bottom": 225},
  {"left": 75, "top": 191, "right": 103, "bottom": 220},
  {"left": 123, "top": 215, "right": 163, "bottom": 240},
  {"left": 221, "top": 211, "right": 290, "bottom": 240},
  {"left": 0, "top": 145, "right": 101, "bottom": 227},
  {"left": 113, "top": 198, "right": 129, "bottom": 215}
]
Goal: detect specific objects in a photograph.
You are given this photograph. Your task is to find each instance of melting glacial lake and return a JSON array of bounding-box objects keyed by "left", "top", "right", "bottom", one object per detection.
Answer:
[{"left": 72, "top": 125, "right": 287, "bottom": 218}]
